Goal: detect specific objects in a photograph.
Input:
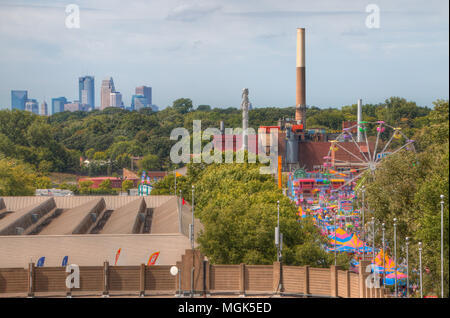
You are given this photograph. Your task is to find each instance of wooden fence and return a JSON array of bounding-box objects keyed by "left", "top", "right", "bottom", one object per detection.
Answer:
[{"left": 0, "top": 250, "right": 388, "bottom": 298}]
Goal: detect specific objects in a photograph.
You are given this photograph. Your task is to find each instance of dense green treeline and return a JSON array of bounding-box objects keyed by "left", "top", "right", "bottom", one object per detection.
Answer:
[{"left": 0, "top": 96, "right": 432, "bottom": 176}]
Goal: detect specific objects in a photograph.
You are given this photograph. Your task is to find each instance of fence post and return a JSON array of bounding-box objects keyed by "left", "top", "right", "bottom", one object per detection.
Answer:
[
  {"left": 346, "top": 271, "right": 351, "bottom": 298},
  {"left": 27, "top": 262, "right": 35, "bottom": 298},
  {"left": 330, "top": 266, "right": 339, "bottom": 297},
  {"left": 304, "top": 266, "right": 310, "bottom": 296},
  {"left": 140, "top": 264, "right": 145, "bottom": 297},
  {"left": 176, "top": 261, "right": 182, "bottom": 296},
  {"left": 203, "top": 260, "right": 210, "bottom": 297},
  {"left": 239, "top": 263, "right": 245, "bottom": 297},
  {"left": 272, "top": 262, "right": 282, "bottom": 295},
  {"left": 359, "top": 260, "right": 370, "bottom": 298},
  {"left": 66, "top": 268, "right": 72, "bottom": 298},
  {"left": 102, "top": 261, "right": 109, "bottom": 297}
]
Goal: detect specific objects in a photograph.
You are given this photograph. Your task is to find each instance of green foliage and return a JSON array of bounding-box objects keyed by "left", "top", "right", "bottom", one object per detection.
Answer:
[
  {"left": 98, "top": 179, "right": 112, "bottom": 191},
  {"left": 172, "top": 98, "right": 193, "bottom": 114},
  {"left": 154, "top": 162, "right": 331, "bottom": 266},
  {"left": 140, "top": 154, "right": 161, "bottom": 171},
  {"left": 363, "top": 100, "right": 449, "bottom": 297},
  {"left": 34, "top": 176, "right": 52, "bottom": 189},
  {"left": 122, "top": 179, "right": 134, "bottom": 192},
  {"left": 0, "top": 97, "right": 433, "bottom": 177},
  {"left": 0, "top": 157, "right": 38, "bottom": 196}
]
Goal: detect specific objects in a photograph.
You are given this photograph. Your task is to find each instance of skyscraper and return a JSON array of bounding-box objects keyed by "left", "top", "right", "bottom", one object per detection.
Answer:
[
  {"left": 78, "top": 76, "right": 95, "bottom": 108},
  {"left": 110, "top": 92, "right": 123, "bottom": 108},
  {"left": 25, "top": 99, "right": 39, "bottom": 114},
  {"left": 52, "top": 97, "right": 67, "bottom": 115},
  {"left": 11, "top": 90, "right": 28, "bottom": 110},
  {"left": 101, "top": 77, "right": 115, "bottom": 110},
  {"left": 135, "top": 86, "right": 152, "bottom": 107},
  {"left": 131, "top": 94, "right": 147, "bottom": 111},
  {"left": 40, "top": 101, "right": 48, "bottom": 116}
]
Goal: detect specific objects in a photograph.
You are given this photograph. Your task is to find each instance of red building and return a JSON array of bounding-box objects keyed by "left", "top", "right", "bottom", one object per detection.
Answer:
[{"left": 78, "top": 177, "right": 139, "bottom": 189}]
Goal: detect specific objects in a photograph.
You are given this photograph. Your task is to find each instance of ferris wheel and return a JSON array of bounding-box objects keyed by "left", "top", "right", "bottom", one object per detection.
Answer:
[{"left": 322, "top": 121, "right": 416, "bottom": 193}]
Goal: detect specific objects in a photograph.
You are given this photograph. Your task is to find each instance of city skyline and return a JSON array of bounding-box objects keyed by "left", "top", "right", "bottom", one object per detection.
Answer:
[{"left": 0, "top": 0, "right": 448, "bottom": 111}]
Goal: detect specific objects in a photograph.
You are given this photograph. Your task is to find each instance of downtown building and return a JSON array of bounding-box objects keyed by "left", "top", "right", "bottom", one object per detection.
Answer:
[
  {"left": 40, "top": 101, "right": 48, "bottom": 116},
  {"left": 51, "top": 97, "right": 67, "bottom": 115},
  {"left": 100, "top": 77, "right": 115, "bottom": 110},
  {"left": 25, "top": 99, "right": 39, "bottom": 114},
  {"left": 78, "top": 76, "right": 95, "bottom": 109},
  {"left": 135, "top": 86, "right": 152, "bottom": 106},
  {"left": 11, "top": 90, "right": 28, "bottom": 110},
  {"left": 110, "top": 92, "right": 123, "bottom": 108}
]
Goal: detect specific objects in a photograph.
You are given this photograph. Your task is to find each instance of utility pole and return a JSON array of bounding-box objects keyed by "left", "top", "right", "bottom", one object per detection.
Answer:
[
  {"left": 406, "top": 237, "right": 409, "bottom": 298},
  {"left": 394, "top": 218, "right": 397, "bottom": 298},
  {"left": 440, "top": 195, "right": 445, "bottom": 298},
  {"left": 419, "top": 242, "right": 423, "bottom": 298},
  {"left": 382, "top": 223, "right": 386, "bottom": 288},
  {"left": 362, "top": 186, "right": 366, "bottom": 261}
]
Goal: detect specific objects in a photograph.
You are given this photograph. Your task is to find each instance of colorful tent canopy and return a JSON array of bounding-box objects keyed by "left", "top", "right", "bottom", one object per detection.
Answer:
[{"left": 375, "top": 249, "right": 396, "bottom": 272}]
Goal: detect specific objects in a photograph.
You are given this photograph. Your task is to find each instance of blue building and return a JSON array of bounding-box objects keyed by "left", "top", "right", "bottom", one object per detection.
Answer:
[
  {"left": 51, "top": 97, "right": 67, "bottom": 115},
  {"left": 78, "top": 76, "right": 95, "bottom": 108},
  {"left": 25, "top": 99, "right": 39, "bottom": 115},
  {"left": 131, "top": 94, "right": 148, "bottom": 110},
  {"left": 11, "top": 90, "right": 28, "bottom": 110}
]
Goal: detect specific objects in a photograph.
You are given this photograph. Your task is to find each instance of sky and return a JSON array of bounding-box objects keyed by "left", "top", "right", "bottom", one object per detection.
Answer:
[{"left": 0, "top": 0, "right": 448, "bottom": 110}]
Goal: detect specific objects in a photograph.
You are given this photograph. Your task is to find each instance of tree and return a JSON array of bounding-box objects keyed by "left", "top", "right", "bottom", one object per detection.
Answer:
[
  {"left": 172, "top": 98, "right": 193, "bottom": 114},
  {"left": 98, "top": 179, "right": 112, "bottom": 191},
  {"left": 0, "top": 157, "right": 37, "bottom": 196},
  {"left": 93, "top": 152, "right": 107, "bottom": 160},
  {"left": 153, "top": 162, "right": 332, "bottom": 266},
  {"left": 140, "top": 154, "right": 161, "bottom": 171},
  {"left": 363, "top": 99, "right": 449, "bottom": 296},
  {"left": 122, "top": 179, "right": 134, "bottom": 192},
  {"left": 35, "top": 176, "right": 52, "bottom": 189},
  {"left": 197, "top": 105, "right": 211, "bottom": 111},
  {"left": 78, "top": 180, "right": 93, "bottom": 194}
]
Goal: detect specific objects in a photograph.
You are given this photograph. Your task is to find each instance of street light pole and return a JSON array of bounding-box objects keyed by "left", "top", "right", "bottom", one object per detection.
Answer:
[
  {"left": 275, "top": 200, "right": 281, "bottom": 262},
  {"left": 362, "top": 186, "right": 365, "bottom": 262},
  {"left": 372, "top": 217, "right": 375, "bottom": 269},
  {"left": 406, "top": 237, "right": 409, "bottom": 298},
  {"left": 440, "top": 194, "right": 445, "bottom": 298},
  {"left": 382, "top": 223, "right": 386, "bottom": 288},
  {"left": 191, "top": 185, "right": 195, "bottom": 250},
  {"left": 419, "top": 242, "right": 423, "bottom": 298},
  {"left": 334, "top": 212, "right": 337, "bottom": 266},
  {"left": 394, "top": 218, "right": 397, "bottom": 298}
]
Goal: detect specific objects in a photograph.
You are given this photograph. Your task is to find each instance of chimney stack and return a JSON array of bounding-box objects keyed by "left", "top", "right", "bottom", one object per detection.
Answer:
[{"left": 295, "top": 28, "right": 306, "bottom": 125}]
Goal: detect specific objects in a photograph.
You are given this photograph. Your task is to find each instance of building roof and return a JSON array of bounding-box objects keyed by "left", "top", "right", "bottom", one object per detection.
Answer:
[
  {"left": 0, "top": 195, "right": 201, "bottom": 267},
  {"left": 298, "top": 141, "right": 371, "bottom": 170}
]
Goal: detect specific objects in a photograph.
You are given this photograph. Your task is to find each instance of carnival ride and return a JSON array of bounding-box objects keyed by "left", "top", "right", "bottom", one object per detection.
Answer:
[
  {"left": 323, "top": 121, "right": 416, "bottom": 193},
  {"left": 287, "top": 121, "right": 415, "bottom": 287}
]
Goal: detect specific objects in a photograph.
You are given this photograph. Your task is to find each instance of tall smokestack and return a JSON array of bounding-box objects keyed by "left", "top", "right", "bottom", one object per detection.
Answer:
[
  {"left": 357, "top": 99, "right": 362, "bottom": 142},
  {"left": 295, "top": 28, "right": 306, "bottom": 125}
]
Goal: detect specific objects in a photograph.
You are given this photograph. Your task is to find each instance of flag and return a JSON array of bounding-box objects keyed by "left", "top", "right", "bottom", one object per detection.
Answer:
[
  {"left": 37, "top": 257, "right": 45, "bottom": 267},
  {"left": 175, "top": 172, "right": 182, "bottom": 177},
  {"left": 61, "top": 256, "right": 68, "bottom": 267},
  {"left": 147, "top": 251, "right": 160, "bottom": 266},
  {"left": 114, "top": 248, "right": 121, "bottom": 266},
  {"left": 182, "top": 197, "right": 186, "bottom": 205}
]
